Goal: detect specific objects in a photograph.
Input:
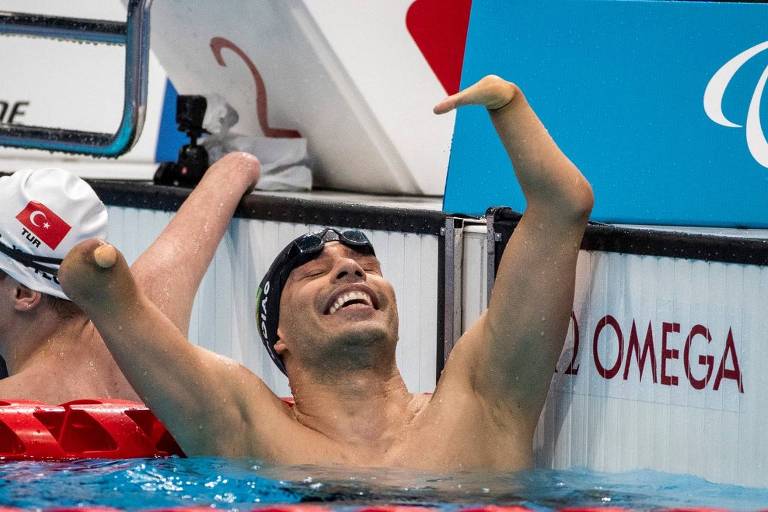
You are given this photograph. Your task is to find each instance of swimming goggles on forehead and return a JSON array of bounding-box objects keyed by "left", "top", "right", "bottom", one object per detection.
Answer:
[{"left": 287, "top": 228, "right": 376, "bottom": 266}]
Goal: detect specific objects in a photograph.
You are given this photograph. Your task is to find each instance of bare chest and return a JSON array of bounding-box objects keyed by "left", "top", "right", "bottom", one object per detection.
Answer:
[{"left": 257, "top": 402, "right": 531, "bottom": 471}]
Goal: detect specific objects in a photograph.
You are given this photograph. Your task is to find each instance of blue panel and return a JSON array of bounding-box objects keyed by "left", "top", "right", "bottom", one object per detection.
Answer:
[
  {"left": 154, "top": 80, "right": 187, "bottom": 163},
  {"left": 444, "top": 0, "right": 768, "bottom": 227}
]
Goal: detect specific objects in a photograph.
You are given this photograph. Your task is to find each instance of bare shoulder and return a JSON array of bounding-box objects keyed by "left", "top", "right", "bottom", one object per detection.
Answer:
[
  {"left": 430, "top": 317, "right": 490, "bottom": 399},
  {"left": 405, "top": 366, "right": 533, "bottom": 469},
  {"left": 421, "top": 322, "right": 534, "bottom": 433},
  {"left": 181, "top": 357, "right": 294, "bottom": 457},
  {"left": 0, "top": 373, "right": 30, "bottom": 400},
  {"left": 420, "top": 338, "right": 496, "bottom": 420},
  {"left": 0, "top": 370, "right": 77, "bottom": 404}
]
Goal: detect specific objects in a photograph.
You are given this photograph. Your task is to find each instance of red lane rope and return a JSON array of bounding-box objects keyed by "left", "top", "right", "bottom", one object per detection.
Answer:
[{"left": 0, "top": 399, "right": 182, "bottom": 459}]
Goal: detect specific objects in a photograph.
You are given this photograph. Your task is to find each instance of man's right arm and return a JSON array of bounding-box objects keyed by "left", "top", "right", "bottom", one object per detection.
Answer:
[{"left": 61, "top": 240, "right": 289, "bottom": 457}]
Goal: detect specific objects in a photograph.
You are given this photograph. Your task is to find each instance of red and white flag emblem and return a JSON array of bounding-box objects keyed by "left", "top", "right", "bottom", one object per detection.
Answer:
[{"left": 16, "top": 201, "right": 71, "bottom": 250}]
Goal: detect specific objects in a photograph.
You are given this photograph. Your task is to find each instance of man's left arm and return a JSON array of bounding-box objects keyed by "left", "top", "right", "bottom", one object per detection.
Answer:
[{"left": 434, "top": 76, "right": 593, "bottom": 434}]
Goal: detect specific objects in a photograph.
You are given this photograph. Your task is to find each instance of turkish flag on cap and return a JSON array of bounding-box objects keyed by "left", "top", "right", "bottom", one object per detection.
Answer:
[{"left": 16, "top": 201, "right": 71, "bottom": 250}]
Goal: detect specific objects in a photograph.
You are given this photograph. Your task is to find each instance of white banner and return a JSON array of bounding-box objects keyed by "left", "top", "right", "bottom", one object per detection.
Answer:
[{"left": 537, "top": 251, "right": 767, "bottom": 487}]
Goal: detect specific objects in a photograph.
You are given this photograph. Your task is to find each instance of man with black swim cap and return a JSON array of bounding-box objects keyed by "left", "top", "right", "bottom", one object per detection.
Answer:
[
  {"left": 256, "top": 228, "right": 377, "bottom": 374},
  {"left": 59, "top": 75, "right": 593, "bottom": 470}
]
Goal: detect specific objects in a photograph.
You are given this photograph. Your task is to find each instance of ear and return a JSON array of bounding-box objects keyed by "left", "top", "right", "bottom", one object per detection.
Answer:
[
  {"left": 274, "top": 326, "right": 289, "bottom": 356},
  {"left": 13, "top": 283, "right": 42, "bottom": 312}
]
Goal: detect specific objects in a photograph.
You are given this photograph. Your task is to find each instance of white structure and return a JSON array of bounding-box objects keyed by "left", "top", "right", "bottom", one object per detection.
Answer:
[
  {"left": 147, "top": 0, "right": 454, "bottom": 194},
  {"left": 0, "top": 0, "right": 169, "bottom": 179}
]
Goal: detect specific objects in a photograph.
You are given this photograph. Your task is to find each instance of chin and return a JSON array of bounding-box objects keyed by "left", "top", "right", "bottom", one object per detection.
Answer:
[
  {"left": 298, "top": 320, "right": 398, "bottom": 376},
  {"left": 330, "top": 321, "right": 395, "bottom": 360},
  {"left": 333, "top": 321, "right": 391, "bottom": 346}
]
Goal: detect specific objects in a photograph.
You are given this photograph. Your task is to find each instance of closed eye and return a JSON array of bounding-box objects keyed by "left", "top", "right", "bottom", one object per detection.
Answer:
[{"left": 299, "top": 266, "right": 329, "bottom": 279}]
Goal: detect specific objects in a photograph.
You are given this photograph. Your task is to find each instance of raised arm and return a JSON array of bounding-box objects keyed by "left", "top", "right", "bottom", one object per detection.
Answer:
[
  {"left": 60, "top": 240, "right": 288, "bottom": 456},
  {"left": 435, "top": 76, "right": 593, "bottom": 433},
  {"left": 130, "top": 152, "right": 260, "bottom": 335}
]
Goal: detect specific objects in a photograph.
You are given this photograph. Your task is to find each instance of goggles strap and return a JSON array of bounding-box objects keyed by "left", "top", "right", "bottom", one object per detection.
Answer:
[{"left": 0, "top": 235, "right": 61, "bottom": 276}]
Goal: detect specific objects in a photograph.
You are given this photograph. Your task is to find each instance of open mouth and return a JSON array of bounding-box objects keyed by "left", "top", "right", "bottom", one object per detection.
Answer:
[{"left": 326, "top": 290, "right": 377, "bottom": 315}]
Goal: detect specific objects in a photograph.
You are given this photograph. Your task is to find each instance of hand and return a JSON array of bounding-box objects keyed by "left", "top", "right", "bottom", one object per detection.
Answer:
[
  {"left": 213, "top": 152, "right": 261, "bottom": 193},
  {"left": 433, "top": 75, "right": 519, "bottom": 115}
]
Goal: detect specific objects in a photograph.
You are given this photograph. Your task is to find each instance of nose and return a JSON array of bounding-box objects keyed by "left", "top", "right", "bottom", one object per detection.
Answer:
[{"left": 331, "top": 257, "right": 366, "bottom": 283}]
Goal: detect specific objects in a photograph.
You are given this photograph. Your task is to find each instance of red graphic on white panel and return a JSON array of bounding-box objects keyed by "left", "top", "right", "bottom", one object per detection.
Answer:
[
  {"left": 406, "top": 0, "right": 472, "bottom": 95},
  {"left": 210, "top": 37, "right": 302, "bottom": 139},
  {"left": 15, "top": 201, "right": 71, "bottom": 250}
]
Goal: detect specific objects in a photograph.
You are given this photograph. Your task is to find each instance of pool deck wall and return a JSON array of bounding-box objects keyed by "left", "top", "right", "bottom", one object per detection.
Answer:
[
  {"left": 99, "top": 180, "right": 768, "bottom": 487},
  {"left": 101, "top": 182, "right": 443, "bottom": 397}
]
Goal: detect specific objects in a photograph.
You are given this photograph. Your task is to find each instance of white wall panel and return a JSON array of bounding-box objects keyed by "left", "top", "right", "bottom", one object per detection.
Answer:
[
  {"left": 539, "top": 252, "right": 765, "bottom": 487},
  {"left": 460, "top": 224, "right": 768, "bottom": 487},
  {"left": 106, "top": 206, "right": 439, "bottom": 397},
  {"left": 461, "top": 226, "right": 487, "bottom": 333}
]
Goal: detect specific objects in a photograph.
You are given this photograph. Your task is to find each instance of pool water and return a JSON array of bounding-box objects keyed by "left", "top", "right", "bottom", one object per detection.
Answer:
[{"left": 0, "top": 458, "right": 767, "bottom": 511}]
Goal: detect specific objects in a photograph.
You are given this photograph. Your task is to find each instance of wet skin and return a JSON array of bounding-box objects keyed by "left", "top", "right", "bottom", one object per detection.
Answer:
[
  {"left": 59, "top": 75, "right": 593, "bottom": 470},
  {"left": 274, "top": 243, "right": 400, "bottom": 379},
  {"left": 0, "top": 152, "right": 259, "bottom": 404},
  {"left": 60, "top": 239, "right": 531, "bottom": 469}
]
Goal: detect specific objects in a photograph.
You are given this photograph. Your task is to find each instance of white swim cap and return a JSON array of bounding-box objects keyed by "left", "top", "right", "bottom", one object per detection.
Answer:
[{"left": 0, "top": 168, "right": 107, "bottom": 300}]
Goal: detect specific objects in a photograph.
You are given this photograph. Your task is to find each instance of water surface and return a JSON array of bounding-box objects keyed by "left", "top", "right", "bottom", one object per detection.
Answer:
[{"left": 0, "top": 458, "right": 766, "bottom": 511}]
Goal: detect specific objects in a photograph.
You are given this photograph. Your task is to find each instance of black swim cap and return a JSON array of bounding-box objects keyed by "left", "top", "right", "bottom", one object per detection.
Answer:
[{"left": 256, "top": 228, "right": 376, "bottom": 374}]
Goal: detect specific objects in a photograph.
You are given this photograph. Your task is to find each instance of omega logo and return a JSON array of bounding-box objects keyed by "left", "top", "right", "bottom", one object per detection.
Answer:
[{"left": 704, "top": 41, "right": 768, "bottom": 168}]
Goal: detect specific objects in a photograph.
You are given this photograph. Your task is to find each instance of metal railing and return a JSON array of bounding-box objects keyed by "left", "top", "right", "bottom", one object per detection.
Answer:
[{"left": 0, "top": 0, "right": 153, "bottom": 157}]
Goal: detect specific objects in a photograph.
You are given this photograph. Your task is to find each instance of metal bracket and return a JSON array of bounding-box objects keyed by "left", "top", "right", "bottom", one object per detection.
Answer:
[
  {"left": 485, "top": 206, "right": 523, "bottom": 305},
  {"left": 0, "top": 0, "right": 153, "bottom": 157},
  {"left": 485, "top": 210, "right": 497, "bottom": 306},
  {"left": 442, "top": 216, "right": 465, "bottom": 366},
  {"left": 439, "top": 214, "right": 495, "bottom": 369}
]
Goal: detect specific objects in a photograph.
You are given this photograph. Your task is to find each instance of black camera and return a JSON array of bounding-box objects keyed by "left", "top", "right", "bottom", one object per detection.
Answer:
[{"left": 154, "top": 95, "right": 210, "bottom": 188}]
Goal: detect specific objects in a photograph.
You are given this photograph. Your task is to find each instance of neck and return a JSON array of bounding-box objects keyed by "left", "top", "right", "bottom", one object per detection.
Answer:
[
  {"left": 0, "top": 311, "right": 89, "bottom": 375},
  {"left": 288, "top": 363, "right": 416, "bottom": 446}
]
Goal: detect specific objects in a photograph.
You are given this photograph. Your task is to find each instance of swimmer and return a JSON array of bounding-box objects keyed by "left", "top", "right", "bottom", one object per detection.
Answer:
[
  {"left": 59, "top": 75, "right": 593, "bottom": 469},
  {"left": 0, "top": 153, "right": 260, "bottom": 403}
]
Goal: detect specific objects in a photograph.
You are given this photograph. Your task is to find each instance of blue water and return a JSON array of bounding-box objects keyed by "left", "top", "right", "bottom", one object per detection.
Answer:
[{"left": 0, "top": 458, "right": 767, "bottom": 511}]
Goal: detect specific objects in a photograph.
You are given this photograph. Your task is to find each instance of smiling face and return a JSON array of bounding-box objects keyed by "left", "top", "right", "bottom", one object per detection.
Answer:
[{"left": 275, "top": 242, "right": 399, "bottom": 377}]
